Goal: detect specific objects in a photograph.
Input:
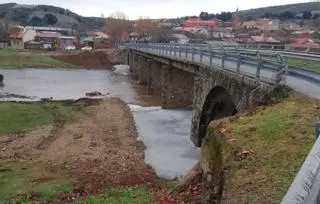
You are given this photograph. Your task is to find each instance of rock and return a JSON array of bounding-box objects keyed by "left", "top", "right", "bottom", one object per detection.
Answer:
[
  {"left": 85, "top": 91, "right": 103, "bottom": 97},
  {"left": 73, "top": 133, "right": 83, "bottom": 139}
]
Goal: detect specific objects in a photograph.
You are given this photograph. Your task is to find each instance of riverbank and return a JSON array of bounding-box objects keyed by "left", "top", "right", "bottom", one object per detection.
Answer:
[
  {"left": 0, "top": 98, "right": 161, "bottom": 203},
  {"left": 0, "top": 49, "right": 116, "bottom": 69},
  {"left": 0, "top": 49, "right": 74, "bottom": 68},
  {"left": 216, "top": 93, "right": 319, "bottom": 203}
]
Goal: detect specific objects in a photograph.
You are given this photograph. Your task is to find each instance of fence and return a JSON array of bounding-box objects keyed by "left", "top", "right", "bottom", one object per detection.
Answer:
[{"left": 123, "top": 43, "right": 288, "bottom": 86}]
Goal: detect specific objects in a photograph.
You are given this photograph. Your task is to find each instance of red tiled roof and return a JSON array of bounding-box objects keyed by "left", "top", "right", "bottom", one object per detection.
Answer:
[
  {"left": 10, "top": 32, "right": 24, "bottom": 39},
  {"left": 292, "top": 29, "right": 315, "bottom": 35},
  {"left": 290, "top": 38, "right": 320, "bottom": 48},
  {"left": 120, "top": 32, "right": 130, "bottom": 41},
  {"left": 251, "top": 36, "right": 280, "bottom": 43},
  {"left": 184, "top": 18, "right": 218, "bottom": 27}
]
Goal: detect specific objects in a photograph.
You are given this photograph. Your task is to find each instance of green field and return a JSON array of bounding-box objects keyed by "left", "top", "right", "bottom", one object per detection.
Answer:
[
  {"left": 0, "top": 102, "right": 77, "bottom": 135},
  {"left": 288, "top": 58, "right": 320, "bottom": 72},
  {"left": 0, "top": 49, "right": 74, "bottom": 68}
]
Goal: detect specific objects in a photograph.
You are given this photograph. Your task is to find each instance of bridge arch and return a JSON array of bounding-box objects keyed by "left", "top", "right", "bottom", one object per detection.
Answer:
[{"left": 198, "top": 86, "right": 237, "bottom": 146}]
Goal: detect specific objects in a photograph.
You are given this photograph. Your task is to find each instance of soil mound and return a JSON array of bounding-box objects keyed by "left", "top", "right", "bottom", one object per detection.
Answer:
[{"left": 53, "top": 51, "right": 114, "bottom": 69}]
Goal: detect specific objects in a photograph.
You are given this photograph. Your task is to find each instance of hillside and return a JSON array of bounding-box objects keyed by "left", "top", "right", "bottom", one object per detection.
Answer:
[
  {"left": 240, "top": 2, "right": 320, "bottom": 19},
  {"left": 0, "top": 3, "right": 104, "bottom": 31}
]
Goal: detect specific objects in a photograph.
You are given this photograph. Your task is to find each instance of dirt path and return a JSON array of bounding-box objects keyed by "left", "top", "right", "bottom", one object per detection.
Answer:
[{"left": 0, "top": 98, "right": 157, "bottom": 193}]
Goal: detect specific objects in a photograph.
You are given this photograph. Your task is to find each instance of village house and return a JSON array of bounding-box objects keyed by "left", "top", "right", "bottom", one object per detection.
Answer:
[
  {"left": 9, "top": 29, "right": 36, "bottom": 49},
  {"left": 59, "top": 36, "right": 77, "bottom": 50},
  {"left": 83, "top": 31, "right": 109, "bottom": 48},
  {"left": 183, "top": 18, "right": 219, "bottom": 28},
  {"left": 129, "top": 32, "right": 139, "bottom": 42},
  {"left": 240, "top": 19, "right": 280, "bottom": 31},
  {"left": 120, "top": 32, "right": 130, "bottom": 42},
  {"left": 17, "top": 26, "right": 72, "bottom": 35},
  {"left": 290, "top": 29, "right": 315, "bottom": 39},
  {"left": 250, "top": 35, "right": 281, "bottom": 44},
  {"left": 289, "top": 38, "right": 320, "bottom": 52},
  {"left": 211, "top": 28, "right": 234, "bottom": 39},
  {"left": 34, "top": 31, "right": 61, "bottom": 49},
  {"left": 279, "top": 22, "right": 300, "bottom": 30},
  {"left": 0, "top": 39, "right": 9, "bottom": 48}
]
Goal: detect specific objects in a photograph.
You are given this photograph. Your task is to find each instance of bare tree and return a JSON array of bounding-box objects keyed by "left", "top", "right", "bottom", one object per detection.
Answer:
[
  {"left": 104, "top": 11, "right": 130, "bottom": 45},
  {"left": 135, "top": 17, "right": 156, "bottom": 37}
]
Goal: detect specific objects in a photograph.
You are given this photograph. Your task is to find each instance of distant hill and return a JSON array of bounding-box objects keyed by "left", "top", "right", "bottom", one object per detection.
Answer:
[
  {"left": 239, "top": 2, "right": 320, "bottom": 19},
  {"left": 0, "top": 3, "right": 104, "bottom": 31}
]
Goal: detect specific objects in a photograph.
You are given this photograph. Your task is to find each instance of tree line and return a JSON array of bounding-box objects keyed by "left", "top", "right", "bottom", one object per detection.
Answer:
[
  {"left": 261, "top": 10, "right": 319, "bottom": 20},
  {"left": 199, "top": 11, "right": 233, "bottom": 22}
]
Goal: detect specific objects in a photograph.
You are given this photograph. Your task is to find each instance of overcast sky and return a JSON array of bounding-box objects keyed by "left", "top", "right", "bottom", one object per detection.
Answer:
[{"left": 0, "top": 0, "right": 310, "bottom": 19}]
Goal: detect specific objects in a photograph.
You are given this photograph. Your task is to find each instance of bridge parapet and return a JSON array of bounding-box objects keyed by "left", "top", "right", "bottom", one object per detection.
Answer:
[{"left": 123, "top": 43, "right": 288, "bottom": 86}]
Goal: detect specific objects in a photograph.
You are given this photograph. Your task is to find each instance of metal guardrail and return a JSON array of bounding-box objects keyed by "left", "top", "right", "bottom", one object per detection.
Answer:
[
  {"left": 221, "top": 43, "right": 320, "bottom": 56},
  {"left": 123, "top": 43, "right": 288, "bottom": 86},
  {"left": 186, "top": 43, "right": 320, "bottom": 85},
  {"left": 282, "top": 122, "right": 320, "bottom": 204}
]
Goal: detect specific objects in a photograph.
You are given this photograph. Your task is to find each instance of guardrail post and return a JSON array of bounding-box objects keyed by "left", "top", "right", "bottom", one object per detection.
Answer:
[
  {"left": 179, "top": 45, "right": 182, "bottom": 58},
  {"left": 256, "top": 60, "right": 261, "bottom": 82},
  {"left": 185, "top": 44, "right": 188, "bottom": 59},
  {"left": 210, "top": 50, "right": 214, "bottom": 65},
  {"left": 306, "top": 46, "right": 311, "bottom": 53},
  {"left": 165, "top": 44, "right": 168, "bottom": 55},
  {"left": 221, "top": 51, "right": 226, "bottom": 68},
  {"left": 316, "top": 121, "right": 320, "bottom": 139},
  {"left": 236, "top": 55, "right": 241, "bottom": 74},
  {"left": 192, "top": 46, "right": 195, "bottom": 61},
  {"left": 256, "top": 51, "right": 262, "bottom": 82},
  {"left": 174, "top": 44, "right": 177, "bottom": 57}
]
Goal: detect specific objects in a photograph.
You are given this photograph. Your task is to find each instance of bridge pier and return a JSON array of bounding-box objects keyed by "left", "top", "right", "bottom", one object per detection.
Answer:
[
  {"left": 147, "top": 61, "right": 161, "bottom": 95},
  {"left": 137, "top": 56, "right": 148, "bottom": 84},
  {"left": 160, "top": 64, "right": 194, "bottom": 109}
]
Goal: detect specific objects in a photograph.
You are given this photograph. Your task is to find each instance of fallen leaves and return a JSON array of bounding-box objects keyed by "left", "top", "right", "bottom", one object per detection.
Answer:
[
  {"left": 152, "top": 183, "right": 205, "bottom": 204},
  {"left": 219, "top": 127, "right": 237, "bottom": 142},
  {"left": 236, "top": 149, "right": 255, "bottom": 160}
]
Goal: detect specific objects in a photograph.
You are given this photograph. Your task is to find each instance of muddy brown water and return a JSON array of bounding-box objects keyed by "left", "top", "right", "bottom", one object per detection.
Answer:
[
  {"left": 0, "top": 66, "right": 200, "bottom": 179},
  {"left": 0, "top": 67, "right": 138, "bottom": 103}
]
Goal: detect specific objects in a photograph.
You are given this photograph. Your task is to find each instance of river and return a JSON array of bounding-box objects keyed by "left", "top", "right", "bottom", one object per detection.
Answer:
[{"left": 0, "top": 66, "right": 200, "bottom": 179}]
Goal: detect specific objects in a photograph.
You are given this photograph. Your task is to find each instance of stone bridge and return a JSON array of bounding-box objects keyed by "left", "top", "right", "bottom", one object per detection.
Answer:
[{"left": 125, "top": 48, "right": 276, "bottom": 147}]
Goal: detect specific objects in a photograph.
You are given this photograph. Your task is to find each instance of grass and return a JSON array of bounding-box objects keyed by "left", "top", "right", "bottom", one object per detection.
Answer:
[
  {"left": 222, "top": 94, "right": 320, "bottom": 203},
  {"left": 75, "top": 186, "right": 154, "bottom": 204},
  {"left": 0, "top": 102, "right": 78, "bottom": 135},
  {"left": 0, "top": 48, "right": 74, "bottom": 68},
  {"left": 0, "top": 162, "right": 74, "bottom": 202},
  {"left": 288, "top": 58, "right": 320, "bottom": 72}
]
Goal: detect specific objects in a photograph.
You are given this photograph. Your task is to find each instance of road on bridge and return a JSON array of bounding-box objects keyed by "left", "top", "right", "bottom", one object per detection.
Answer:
[{"left": 135, "top": 45, "right": 320, "bottom": 100}]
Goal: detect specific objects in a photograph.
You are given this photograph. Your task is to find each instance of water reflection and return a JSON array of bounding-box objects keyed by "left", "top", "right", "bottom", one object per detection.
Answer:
[{"left": 0, "top": 67, "right": 138, "bottom": 103}]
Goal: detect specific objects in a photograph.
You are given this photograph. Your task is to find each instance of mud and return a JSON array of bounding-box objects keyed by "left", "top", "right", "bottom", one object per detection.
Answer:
[
  {"left": 52, "top": 51, "right": 115, "bottom": 69},
  {"left": 0, "top": 98, "right": 157, "bottom": 192}
]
